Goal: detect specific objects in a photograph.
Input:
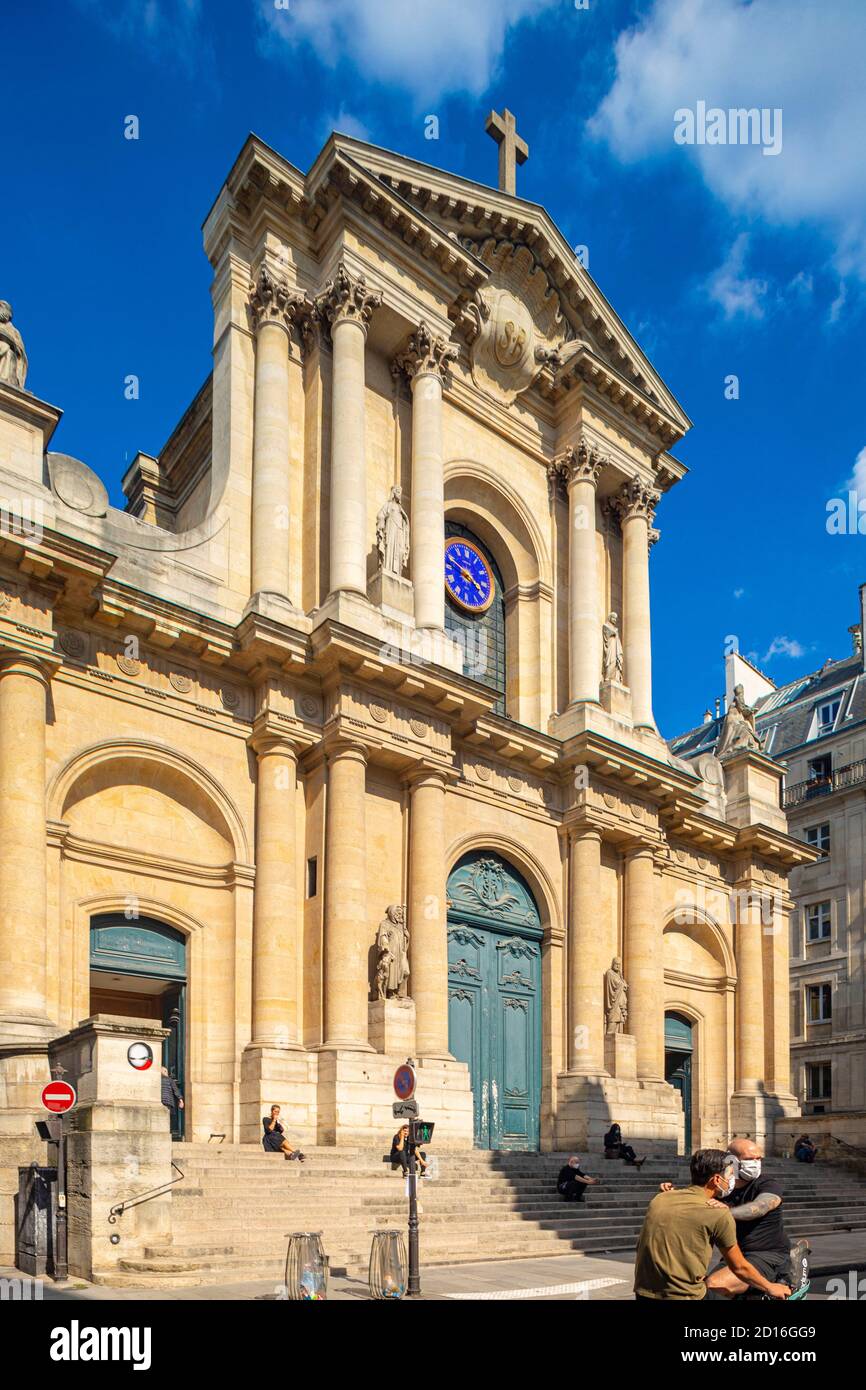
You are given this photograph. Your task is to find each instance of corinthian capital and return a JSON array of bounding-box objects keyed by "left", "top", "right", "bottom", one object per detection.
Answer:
[
  {"left": 392, "top": 321, "right": 459, "bottom": 383},
  {"left": 612, "top": 475, "right": 660, "bottom": 525},
  {"left": 248, "top": 265, "right": 307, "bottom": 333},
  {"left": 313, "top": 261, "right": 382, "bottom": 331},
  {"left": 550, "top": 436, "right": 607, "bottom": 496}
]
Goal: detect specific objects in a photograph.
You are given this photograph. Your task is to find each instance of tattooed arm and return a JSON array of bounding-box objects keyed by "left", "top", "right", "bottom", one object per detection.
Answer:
[{"left": 732, "top": 1193, "right": 782, "bottom": 1220}]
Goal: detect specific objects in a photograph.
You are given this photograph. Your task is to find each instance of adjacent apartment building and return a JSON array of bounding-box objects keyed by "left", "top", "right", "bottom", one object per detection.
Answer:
[{"left": 672, "top": 584, "right": 866, "bottom": 1122}]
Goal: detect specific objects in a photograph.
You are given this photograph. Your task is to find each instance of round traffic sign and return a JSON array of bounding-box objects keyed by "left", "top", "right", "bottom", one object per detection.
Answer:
[
  {"left": 41, "top": 1081, "right": 76, "bottom": 1114},
  {"left": 127, "top": 1042, "right": 154, "bottom": 1071},
  {"left": 393, "top": 1063, "right": 416, "bottom": 1100}
]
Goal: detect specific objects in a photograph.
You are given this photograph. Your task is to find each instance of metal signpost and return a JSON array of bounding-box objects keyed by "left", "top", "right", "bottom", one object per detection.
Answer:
[
  {"left": 41, "top": 1070, "right": 76, "bottom": 1282},
  {"left": 391, "top": 1061, "right": 435, "bottom": 1298}
]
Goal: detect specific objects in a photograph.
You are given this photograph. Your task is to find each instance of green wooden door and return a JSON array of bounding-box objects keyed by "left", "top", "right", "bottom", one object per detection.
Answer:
[
  {"left": 90, "top": 915, "right": 187, "bottom": 1140},
  {"left": 664, "top": 1012, "right": 694, "bottom": 1152},
  {"left": 447, "top": 853, "right": 542, "bottom": 1151}
]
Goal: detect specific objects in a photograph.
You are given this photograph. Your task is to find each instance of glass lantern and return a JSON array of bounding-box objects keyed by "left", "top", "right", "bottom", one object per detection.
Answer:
[
  {"left": 369, "top": 1229, "right": 407, "bottom": 1299},
  {"left": 284, "top": 1231, "right": 328, "bottom": 1300}
]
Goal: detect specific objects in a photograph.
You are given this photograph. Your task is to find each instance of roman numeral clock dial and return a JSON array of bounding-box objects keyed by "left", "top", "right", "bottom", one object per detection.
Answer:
[{"left": 444, "top": 538, "right": 494, "bottom": 614}]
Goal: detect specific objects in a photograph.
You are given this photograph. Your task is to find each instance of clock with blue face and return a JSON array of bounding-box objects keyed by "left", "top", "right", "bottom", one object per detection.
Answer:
[{"left": 444, "top": 537, "right": 494, "bottom": 613}]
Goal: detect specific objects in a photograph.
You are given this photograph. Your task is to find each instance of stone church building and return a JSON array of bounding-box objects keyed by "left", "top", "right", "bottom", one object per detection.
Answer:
[{"left": 0, "top": 122, "right": 815, "bottom": 1268}]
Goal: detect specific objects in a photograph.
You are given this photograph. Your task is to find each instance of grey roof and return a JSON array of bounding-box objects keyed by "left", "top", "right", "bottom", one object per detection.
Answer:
[{"left": 670, "top": 652, "right": 866, "bottom": 763}]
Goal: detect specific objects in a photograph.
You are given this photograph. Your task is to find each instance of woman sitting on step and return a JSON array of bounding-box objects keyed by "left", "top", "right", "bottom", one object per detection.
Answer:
[
  {"left": 603, "top": 1122, "right": 647, "bottom": 1169},
  {"left": 262, "top": 1105, "right": 306, "bottom": 1162}
]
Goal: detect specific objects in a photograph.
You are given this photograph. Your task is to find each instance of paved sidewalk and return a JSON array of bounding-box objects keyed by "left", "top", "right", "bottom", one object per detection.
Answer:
[{"left": 3, "top": 1231, "right": 864, "bottom": 1302}]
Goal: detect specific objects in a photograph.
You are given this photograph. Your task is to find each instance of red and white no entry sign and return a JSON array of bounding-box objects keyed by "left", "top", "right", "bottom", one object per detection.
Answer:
[
  {"left": 41, "top": 1081, "right": 76, "bottom": 1114},
  {"left": 127, "top": 1042, "right": 154, "bottom": 1070}
]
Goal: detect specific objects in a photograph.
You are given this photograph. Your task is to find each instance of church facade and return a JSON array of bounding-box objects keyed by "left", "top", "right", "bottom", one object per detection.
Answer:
[{"left": 0, "top": 126, "right": 815, "bottom": 1264}]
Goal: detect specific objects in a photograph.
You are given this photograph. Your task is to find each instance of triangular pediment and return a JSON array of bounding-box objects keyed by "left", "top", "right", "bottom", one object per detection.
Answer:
[{"left": 332, "top": 135, "right": 691, "bottom": 438}]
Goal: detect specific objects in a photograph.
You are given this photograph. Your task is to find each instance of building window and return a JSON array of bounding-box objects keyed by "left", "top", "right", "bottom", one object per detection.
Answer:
[
  {"left": 806, "top": 901, "right": 831, "bottom": 943},
  {"left": 306, "top": 857, "right": 318, "bottom": 899},
  {"left": 815, "top": 697, "right": 842, "bottom": 736},
  {"left": 805, "top": 822, "right": 830, "bottom": 856},
  {"left": 806, "top": 1062, "right": 831, "bottom": 1101},
  {"left": 806, "top": 982, "right": 832, "bottom": 1023},
  {"left": 808, "top": 754, "right": 832, "bottom": 782},
  {"left": 444, "top": 521, "right": 506, "bottom": 716}
]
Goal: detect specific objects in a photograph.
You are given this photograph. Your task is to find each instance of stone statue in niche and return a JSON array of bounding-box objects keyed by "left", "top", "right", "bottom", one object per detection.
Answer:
[
  {"left": 604, "top": 956, "right": 628, "bottom": 1034},
  {"left": 0, "top": 301, "right": 28, "bottom": 389},
  {"left": 375, "top": 904, "right": 410, "bottom": 1000},
  {"left": 716, "top": 683, "right": 764, "bottom": 758},
  {"left": 602, "top": 612, "right": 624, "bottom": 683},
  {"left": 376, "top": 486, "right": 410, "bottom": 577}
]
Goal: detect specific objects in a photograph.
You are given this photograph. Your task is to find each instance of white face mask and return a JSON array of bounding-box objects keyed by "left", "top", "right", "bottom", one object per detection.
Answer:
[
  {"left": 738, "top": 1158, "right": 762, "bottom": 1181},
  {"left": 718, "top": 1169, "right": 736, "bottom": 1197}
]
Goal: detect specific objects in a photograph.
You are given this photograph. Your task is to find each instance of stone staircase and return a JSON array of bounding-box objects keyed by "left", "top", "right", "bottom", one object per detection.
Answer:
[{"left": 114, "top": 1145, "right": 866, "bottom": 1287}]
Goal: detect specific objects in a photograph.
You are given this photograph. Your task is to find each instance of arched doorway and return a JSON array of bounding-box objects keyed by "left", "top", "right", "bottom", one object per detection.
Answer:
[
  {"left": 447, "top": 852, "right": 542, "bottom": 1150},
  {"left": 664, "top": 1012, "right": 694, "bottom": 1152},
  {"left": 90, "top": 915, "right": 187, "bottom": 1140}
]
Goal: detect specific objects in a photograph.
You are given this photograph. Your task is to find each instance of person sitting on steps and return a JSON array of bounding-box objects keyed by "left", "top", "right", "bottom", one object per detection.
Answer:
[
  {"left": 262, "top": 1104, "right": 306, "bottom": 1162},
  {"left": 557, "top": 1154, "right": 600, "bottom": 1202},
  {"left": 604, "top": 1122, "right": 647, "bottom": 1168},
  {"left": 390, "top": 1124, "right": 429, "bottom": 1177}
]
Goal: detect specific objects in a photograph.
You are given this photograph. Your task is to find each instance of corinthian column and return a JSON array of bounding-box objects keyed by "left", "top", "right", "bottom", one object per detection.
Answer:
[
  {"left": 568, "top": 826, "right": 605, "bottom": 1072},
  {"left": 394, "top": 324, "right": 458, "bottom": 631},
  {"left": 249, "top": 732, "right": 300, "bottom": 1048},
  {"left": 406, "top": 768, "right": 451, "bottom": 1056},
  {"left": 623, "top": 845, "right": 663, "bottom": 1080},
  {"left": 315, "top": 263, "right": 382, "bottom": 597},
  {"left": 248, "top": 265, "right": 304, "bottom": 600},
  {"left": 323, "top": 741, "right": 371, "bottom": 1049},
  {"left": 0, "top": 652, "right": 53, "bottom": 1021},
  {"left": 555, "top": 439, "right": 605, "bottom": 704},
  {"left": 613, "top": 476, "right": 660, "bottom": 729}
]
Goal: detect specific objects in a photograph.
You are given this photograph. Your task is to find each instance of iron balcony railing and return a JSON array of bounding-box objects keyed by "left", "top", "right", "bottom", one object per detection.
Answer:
[{"left": 783, "top": 758, "right": 866, "bottom": 809}]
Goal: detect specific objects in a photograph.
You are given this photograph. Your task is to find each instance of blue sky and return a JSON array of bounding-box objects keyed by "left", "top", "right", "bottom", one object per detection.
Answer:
[{"left": 2, "top": 0, "right": 865, "bottom": 737}]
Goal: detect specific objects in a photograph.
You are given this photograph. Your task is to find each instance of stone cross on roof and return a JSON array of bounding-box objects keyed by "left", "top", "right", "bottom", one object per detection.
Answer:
[{"left": 485, "top": 108, "right": 528, "bottom": 196}]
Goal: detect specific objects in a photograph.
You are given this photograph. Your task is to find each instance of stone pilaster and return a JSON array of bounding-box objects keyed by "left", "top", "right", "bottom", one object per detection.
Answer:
[
  {"left": 623, "top": 844, "right": 664, "bottom": 1080},
  {"left": 393, "top": 323, "right": 458, "bottom": 632},
  {"left": 612, "top": 475, "right": 659, "bottom": 730},
  {"left": 733, "top": 881, "right": 766, "bottom": 1094},
  {"left": 248, "top": 265, "right": 306, "bottom": 602},
  {"left": 315, "top": 263, "right": 382, "bottom": 598},
  {"left": 406, "top": 767, "right": 451, "bottom": 1057},
  {"left": 322, "top": 740, "right": 372, "bottom": 1050}
]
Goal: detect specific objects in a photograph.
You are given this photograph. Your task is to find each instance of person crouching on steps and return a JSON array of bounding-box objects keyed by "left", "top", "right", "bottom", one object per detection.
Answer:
[
  {"left": 262, "top": 1105, "right": 305, "bottom": 1162},
  {"left": 557, "top": 1154, "right": 600, "bottom": 1202},
  {"left": 390, "top": 1124, "right": 429, "bottom": 1177}
]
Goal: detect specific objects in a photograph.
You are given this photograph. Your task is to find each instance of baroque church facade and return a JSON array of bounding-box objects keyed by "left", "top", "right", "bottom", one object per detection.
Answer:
[{"left": 0, "top": 124, "right": 815, "bottom": 1263}]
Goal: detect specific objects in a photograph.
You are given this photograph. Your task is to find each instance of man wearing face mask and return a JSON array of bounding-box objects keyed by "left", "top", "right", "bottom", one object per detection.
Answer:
[
  {"left": 704, "top": 1138, "right": 791, "bottom": 1297},
  {"left": 634, "top": 1148, "right": 790, "bottom": 1300}
]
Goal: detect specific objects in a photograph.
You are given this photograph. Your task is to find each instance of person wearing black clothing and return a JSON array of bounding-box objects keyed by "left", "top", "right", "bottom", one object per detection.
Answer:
[
  {"left": 557, "top": 1155, "right": 600, "bottom": 1202},
  {"left": 794, "top": 1135, "right": 817, "bottom": 1163},
  {"left": 604, "top": 1122, "right": 646, "bottom": 1168},
  {"left": 262, "top": 1104, "right": 306, "bottom": 1161},
  {"left": 160, "top": 1066, "right": 184, "bottom": 1113},
  {"left": 705, "top": 1138, "right": 789, "bottom": 1296},
  {"left": 390, "top": 1125, "right": 428, "bottom": 1177}
]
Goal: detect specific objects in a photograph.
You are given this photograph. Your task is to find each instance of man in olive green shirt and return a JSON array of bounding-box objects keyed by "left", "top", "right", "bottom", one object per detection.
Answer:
[{"left": 634, "top": 1148, "right": 791, "bottom": 1300}]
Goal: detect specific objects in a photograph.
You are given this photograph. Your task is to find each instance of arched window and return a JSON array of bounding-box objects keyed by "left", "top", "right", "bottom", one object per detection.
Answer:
[{"left": 444, "top": 521, "right": 506, "bottom": 714}]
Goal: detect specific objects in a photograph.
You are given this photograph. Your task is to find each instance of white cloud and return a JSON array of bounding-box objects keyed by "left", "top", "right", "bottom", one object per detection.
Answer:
[
  {"left": 258, "top": 0, "right": 557, "bottom": 105},
  {"left": 844, "top": 445, "right": 866, "bottom": 499},
  {"left": 763, "top": 636, "right": 806, "bottom": 661},
  {"left": 705, "top": 234, "right": 768, "bottom": 320},
  {"left": 589, "top": 0, "right": 866, "bottom": 280},
  {"left": 733, "top": 588, "right": 744, "bottom": 599},
  {"left": 323, "top": 108, "right": 372, "bottom": 143}
]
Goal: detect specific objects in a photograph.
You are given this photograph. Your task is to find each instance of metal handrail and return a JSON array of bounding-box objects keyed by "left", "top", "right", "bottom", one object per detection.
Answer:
[
  {"left": 108, "top": 1160, "right": 185, "bottom": 1223},
  {"left": 783, "top": 758, "right": 866, "bottom": 808}
]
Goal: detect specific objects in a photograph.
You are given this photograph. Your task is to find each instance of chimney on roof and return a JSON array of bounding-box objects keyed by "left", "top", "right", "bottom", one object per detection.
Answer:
[
  {"left": 849, "top": 624, "right": 862, "bottom": 657},
  {"left": 859, "top": 582, "right": 866, "bottom": 669},
  {"left": 714, "top": 698, "right": 721, "bottom": 719},
  {"left": 703, "top": 708, "right": 713, "bottom": 724}
]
